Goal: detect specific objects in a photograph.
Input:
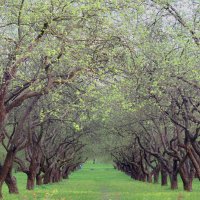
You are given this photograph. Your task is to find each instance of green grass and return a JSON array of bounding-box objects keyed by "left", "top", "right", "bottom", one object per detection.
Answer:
[{"left": 2, "top": 162, "right": 200, "bottom": 200}]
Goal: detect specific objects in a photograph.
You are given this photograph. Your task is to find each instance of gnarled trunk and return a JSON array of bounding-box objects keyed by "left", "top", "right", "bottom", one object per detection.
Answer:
[
  {"left": 187, "top": 146, "right": 200, "bottom": 179},
  {"left": 179, "top": 162, "right": 194, "bottom": 192},
  {"left": 5, "top": 170, "right": 18, "bottom": 194},
  {"left": 0, "top": 148, "right": 16, "bottom": 198},
  {"left": 180, "top": 170, "right": 193, "bottom": 192}
]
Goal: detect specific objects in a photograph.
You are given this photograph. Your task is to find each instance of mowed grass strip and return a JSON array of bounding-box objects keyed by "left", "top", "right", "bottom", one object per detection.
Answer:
[{"left": 2, "top": 162, "right": 200, "bottom": 200}]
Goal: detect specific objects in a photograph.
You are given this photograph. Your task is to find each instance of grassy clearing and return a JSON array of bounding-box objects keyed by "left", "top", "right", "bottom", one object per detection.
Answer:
[{"left": 2, "top": 162, "right": 200, "bottom": 200}]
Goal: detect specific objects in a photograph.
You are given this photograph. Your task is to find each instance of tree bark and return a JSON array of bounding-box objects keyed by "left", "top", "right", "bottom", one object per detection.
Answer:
[
  {"left": 26, "top": 173, "right": 35, "bottom": 190},
  {"left": 43, "top": 169, "right": 52, "bottom": 184},
  {"left": 161, "top": 167, "right": 168, "bottom": 186},
  {"left": 147, "top": 173, "right": 153, "bottom": 183},
  {"left": 0, "top": 183, "right": 3, "bottom": 199},
  {"left": 170, "top": 173, "right": 178, "bottom": 190},
  {"left": 183, "top": 180, "right": 192, "bottom": 192},
  {"left": 179, "top": 162, "right": 194, "bottom": 192},
  {"left": 139, "top": 173, "right": 146, "bottom": 182},
  {"left": 0, "top": 148, "right": 16, "bottom": 198},
  {"left": 26, "top": 158, "right": 38, "bottom": 190},
  {"left": 5, "top": 170, "right": 18, "bottom": 194},
  {"left": 170, "top": 159, "right": 178, "bottom": 190},
  {"left": 153, "top": 169, "right": 159, "bottom": 184},
  {"left": 187, "top": 146, "right": 200, "bottom": 179},
  {"left": 36, "top": 174, "right": 43, "bottom": 185}
]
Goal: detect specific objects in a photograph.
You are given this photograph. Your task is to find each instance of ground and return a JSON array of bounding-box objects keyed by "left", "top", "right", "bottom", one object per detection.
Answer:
[{"left": 3, "top": 162, "right": 200, "bottom": 200}]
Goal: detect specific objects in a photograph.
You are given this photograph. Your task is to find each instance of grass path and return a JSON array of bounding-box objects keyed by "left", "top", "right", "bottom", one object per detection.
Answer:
[{"left": 3, "top": 162, "right": 200, "bottom": 200}]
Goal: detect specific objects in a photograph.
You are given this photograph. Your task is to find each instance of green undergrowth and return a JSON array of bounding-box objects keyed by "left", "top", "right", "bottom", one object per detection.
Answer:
[{"left": 2, "top": 162, "right": 200, "bottom": 200}]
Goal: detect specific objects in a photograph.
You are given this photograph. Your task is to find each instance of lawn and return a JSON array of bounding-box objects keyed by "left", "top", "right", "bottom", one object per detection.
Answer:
[{"left": 2, "top": 162, "right": 200, "bottom": 200}]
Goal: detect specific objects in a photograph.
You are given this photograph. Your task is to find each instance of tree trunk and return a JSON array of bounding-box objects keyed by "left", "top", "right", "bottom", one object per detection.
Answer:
[
  {"left": 179, "top": 163, "right": 194, "bottom": 192},
  {"left": 170, "top": 173, "right": 178, "bottom": 190},
  {"left": 170, "top": 160, "right": 178, "bottom": 190},
  {"left": 63, "top": 166, "right": 71, "bottom": 179},
  {"left": 43, "top": 169, "right": 52, "bottom": 184},
  {"left": 154, "top": 171, "right": 159, "bottom": 184},
  {"left": 26, "top": 173, "right": 35, "bottom": 190},
  {"left": 0, "top": 104, "right": 7, "bottom": 143},
  {"left": 139, "top": 173, "right": 146, "bottom": 182},
  {"left": 0, "top": 149, "right": 16, "bottom": 198},
  {"left": 5, "top": 170, "right": 18, "bottom": 194},
  {"left": 180, "top": 169, "right": 193, "bottom": 192},
  {"left": 0, "top": 183, "right": 3, "bottom": 199},
  {"left": 26, "top": 158, "right": 38, "bottom": 190},
  {"left": 147, "top": 173, "right": 153, "bottom": 183},
  {"left": 183, "top": 180, "right": 192, "bottom": 192},
  {"left": 187, "top": 145, "right": 200, "bottom": 178},
  {"left": 63, "top": 174, "right": 69, "bottom": 179},
  {"left": 36, "top": 174, "right": 43, "bottom": 185},
  {"left": 56, "top": 171, "right": 62, "bottom": 182},
  {"left": 161, "top": 167, "right": 168, "bottom": 186}
]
